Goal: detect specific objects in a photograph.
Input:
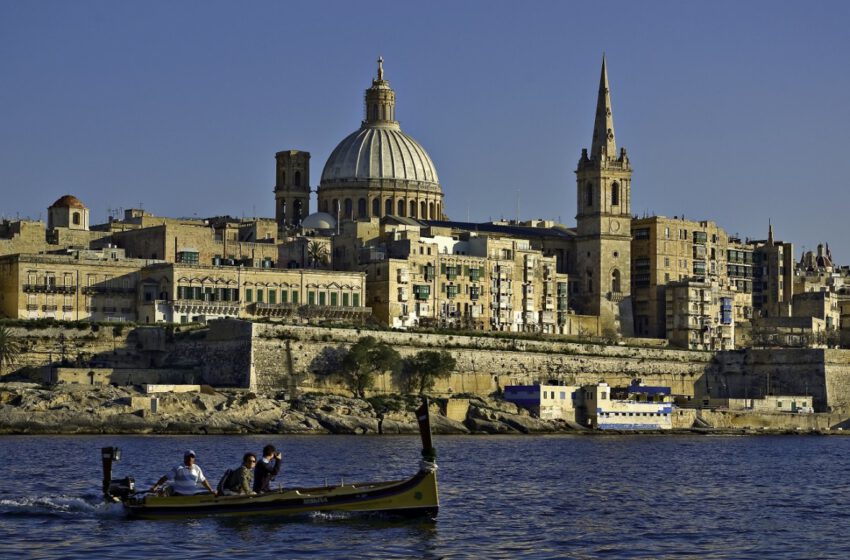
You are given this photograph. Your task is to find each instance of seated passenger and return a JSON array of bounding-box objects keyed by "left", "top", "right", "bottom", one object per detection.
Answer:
[
  {"left": 221, "top": 453, "right": 257, "bottom": 496},
  {"left": 150, "top": 450, "right": 216, "bottom": 496}
]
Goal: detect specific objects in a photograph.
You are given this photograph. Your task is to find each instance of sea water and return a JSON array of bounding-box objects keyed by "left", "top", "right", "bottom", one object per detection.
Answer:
[{"left": 1, "top": 434, "right": 849, "bottom": 559}]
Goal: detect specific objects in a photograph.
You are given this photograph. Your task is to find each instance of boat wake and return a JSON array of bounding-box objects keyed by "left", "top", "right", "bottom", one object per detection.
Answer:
[{"left": 0, "top": 495, "right": 125, "bottom": 518}]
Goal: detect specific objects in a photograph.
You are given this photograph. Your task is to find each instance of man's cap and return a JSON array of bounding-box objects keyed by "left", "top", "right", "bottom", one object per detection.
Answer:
[{"left": 184, "top": 449, "right": 196, "bottom": 458}]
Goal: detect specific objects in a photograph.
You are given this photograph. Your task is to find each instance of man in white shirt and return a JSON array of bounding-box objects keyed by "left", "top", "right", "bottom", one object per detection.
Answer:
[{"left": 150, "top": 450, "right": 216, "bottom": 496}]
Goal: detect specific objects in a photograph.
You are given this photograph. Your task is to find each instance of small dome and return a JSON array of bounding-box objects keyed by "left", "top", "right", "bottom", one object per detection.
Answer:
[
  {"left": 301, "top": 212, "right": 337, "bottom": 230},
  {"left": 50, "top": 195, "right": 87, "bottom": 209},
  {"left": 320, "top": 126, "right": 440, "bottom": 187}
]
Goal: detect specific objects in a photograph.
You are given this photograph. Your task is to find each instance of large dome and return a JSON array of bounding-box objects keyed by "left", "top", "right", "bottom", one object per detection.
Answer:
[
  {"left": 321, "top": 125, "right": 439, "bottom": 187},
  {"left": 316, "top": 58, "right": 445, "bottom": 221}
]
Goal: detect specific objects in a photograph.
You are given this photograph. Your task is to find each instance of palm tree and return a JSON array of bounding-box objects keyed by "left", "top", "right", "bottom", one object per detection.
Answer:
[
  {"left": 0, "top": 326, "right": 23, "bottom": 376},
  {"left": 306, "top": 241, "right": 329, "bottom": 268}
]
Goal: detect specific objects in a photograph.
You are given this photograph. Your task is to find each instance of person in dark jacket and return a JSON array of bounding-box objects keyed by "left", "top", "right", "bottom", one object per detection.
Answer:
[{"left": 253, "top": 444, "right": 282, "bottom": 493}]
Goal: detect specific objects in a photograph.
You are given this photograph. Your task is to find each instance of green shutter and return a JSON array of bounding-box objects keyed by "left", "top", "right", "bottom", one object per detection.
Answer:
[
  {"left": 353, "top": 293, "right": 360, "bottom": 307},
  {"left": 331, "top": 292, "right": 338, "bottom": 306},
  {"left": 319, "top": 292, "right": 326, "bottom": 306},
  {"left": 342, "top": 293, "right": 349, "bottom": 306},
  {"left": 292, "top": 291, "right": 299, "bottom": 304},
  {"left": 246, "top": 289, "right": 253, "bottom": 303}
]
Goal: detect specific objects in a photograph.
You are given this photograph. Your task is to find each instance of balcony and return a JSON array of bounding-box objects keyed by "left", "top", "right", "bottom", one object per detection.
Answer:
[
  {"left": 82, "top": 285, "right": 135, "bottom": 295},
  {"left": 606, "top": 291, "right": 625, "bottom": 303},
  {"left": 42, "top": 305, "right": 58, "bottom": 311},
  {"left": 23, "top": 284, "right": 76, "bottom": 295},
  {"left": 62, "top": 305, "right": 73, "bottom": 312}
]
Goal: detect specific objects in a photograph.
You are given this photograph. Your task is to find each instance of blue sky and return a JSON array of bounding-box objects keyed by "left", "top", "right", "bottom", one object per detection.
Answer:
[{"left": 1, "top": 1, "right": 848, "bottom": 262}]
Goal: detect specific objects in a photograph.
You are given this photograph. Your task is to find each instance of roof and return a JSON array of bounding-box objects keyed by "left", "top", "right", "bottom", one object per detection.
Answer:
[
  {"left": 50, "top": 195, "right": 86, "bottom": 209},
  {"left": 320, "top": 125, "right": 440, "bottom": 188},
  {"left": 420, "top": 219, "right": 576, "bottom": 240}
]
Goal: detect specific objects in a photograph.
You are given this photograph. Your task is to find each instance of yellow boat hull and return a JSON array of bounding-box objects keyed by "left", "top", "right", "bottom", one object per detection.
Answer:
[{"left": 125, "top": 468, "right": 438, "bottom": 520}]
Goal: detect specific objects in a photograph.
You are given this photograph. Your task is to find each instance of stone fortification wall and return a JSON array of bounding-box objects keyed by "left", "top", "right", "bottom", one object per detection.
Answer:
[
  {"left": 250, "top": 324, "right": 715, "bottom": 396},
  {"left": 711, "top": 349, "right": 850, "bottom": 412},
  {"left": 162, "top": 320, "right": 253, "bottom": 388},
  {"left": 672, "top": 408, "right": 849, "bottom": 431},
  {"left": 1, "top": 326, "right": 134, "bottom": 374}
]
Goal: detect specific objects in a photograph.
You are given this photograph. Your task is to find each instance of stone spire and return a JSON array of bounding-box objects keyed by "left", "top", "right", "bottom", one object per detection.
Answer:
[
  {"left": 591, "top": 55, "right": 617, "bottom": 160},
  {"left": 363, "top": 56, "right": 397, "bottom": 127},
  {"left": 768, "top": 219, "right": 774, "bottom": 245}
]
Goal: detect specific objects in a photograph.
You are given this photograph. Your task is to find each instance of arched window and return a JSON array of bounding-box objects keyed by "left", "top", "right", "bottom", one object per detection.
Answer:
[
  {"left": 611, "top": 182, "right": 620, "bottom": 206},
  {"left": 344, "top": 198, "right": 353, "bottom": 219},
  {"left": 385, "top": 198, "right": 393, "bottom": 216},
  {"left": 371, "top": 104, "right": 378, "bottom": 120},
  {"left": 585, "top": 182, "right": 593, "bottom": 207},
  {"left": 72, "top": 212, "right": 81, "bottom": 225},
  {"left": 372, "top": 198, "right": 380, "bottom": 217},
  {"left": 436, "top": 203, "right": 441, "bottom": 219},
  {"left": 332, "top": 199, "right": 339, "bottom": 215},
  {"left": 358, "top": 198, "right": 367, "bottom": 218},
  {"left": 611, "top": 269, "right": 621, "bottom": 293},
  {"left": 421, "top": 201, "right": 427, "bottom": 219},
  {"left": 294, "top": 171, "right": 301, "bottom": 187},
  {"left": 429, "top": 202, "right": 435, "bottom": 219},
  {"left": 397, "top": 199, "right": 405, "bottom": 217},
  {"left": 409, "top": 200, "right": 417, "bottom": 218}
]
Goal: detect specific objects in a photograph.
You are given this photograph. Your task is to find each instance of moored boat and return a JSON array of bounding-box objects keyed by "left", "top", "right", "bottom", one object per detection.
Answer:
[{"left": 101, "top": 399, "right": 439, "bottom": 519}]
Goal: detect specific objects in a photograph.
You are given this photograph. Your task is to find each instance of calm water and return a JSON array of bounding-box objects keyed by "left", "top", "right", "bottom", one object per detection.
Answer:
[{"left": 1, "top": 434, "right": 849, "bottom": 559}]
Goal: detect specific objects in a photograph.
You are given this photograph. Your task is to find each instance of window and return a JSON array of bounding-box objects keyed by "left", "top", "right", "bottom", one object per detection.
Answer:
[
  {"left": 269, "top": 290, "right": 276, "bottom": 304},
  {"left": 634, "top": 228, "right": 649, "bottom": 240},
  {"left": 257, "top": 289, "right": 264, "bottom": 303},
  {"left": 585, "top": 182, "right": 593, "bottom": 207},
  {"left": 353, "top": 293, "right": 360, "bottom": 307},
  {"left": 176, "top": 251, "right": 199, "bottom": 265},
  {"left": 291, "top": 291, "right": 299, "bottom": 304},
  {"left": 330, "top": 293, "right": 338, "bottom": 306},
  {"left": 611, "top": 182, "right": 619, "bottom": 206},
  {"left": 294, "top": 171, "right": 301, "bottom": 187},
  {"left": 385, "top": 199, "right": 393, "bottom": 216},
  {"left": 245, "top": 289, "right": 253, "bottom": 302},
  {"left": 358, "top": 198, "right": 367, "bottom": 218},
  {"left": 319, "top": 292, "right": 326, "bottom": 305},
  {"left": 72, "top": 212, "right": 81, "bottom": 225},
  {"left": 342, "top": 293, "right": 349, "bottom": 306},
  {"left": 372, "top": 198, "right": 380, "bottom": 217}
]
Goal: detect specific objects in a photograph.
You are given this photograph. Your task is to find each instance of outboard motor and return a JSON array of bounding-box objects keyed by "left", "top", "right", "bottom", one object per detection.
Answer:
[{"left": 102, "top": 446, "right": 134, "bottom": 502}]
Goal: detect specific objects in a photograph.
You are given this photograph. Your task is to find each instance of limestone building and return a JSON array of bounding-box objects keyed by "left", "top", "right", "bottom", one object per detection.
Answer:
[
  {"left": 0, "top": 248, "right": 152, "bottom": 322},
  {"left": 316, "top": 58, "right": 445, "bottom": 222},
  {"left": 665, "top": 279, "right": 735, "bottom": 351},
  {"left": 631, "top": 216, "right": 747, "bottom": 338},
  {"left": 356, "top": 223, "right": 568, "bottom": 332},
  {"left": 138, "top": 263, "right": 368, "bottom": 324}
]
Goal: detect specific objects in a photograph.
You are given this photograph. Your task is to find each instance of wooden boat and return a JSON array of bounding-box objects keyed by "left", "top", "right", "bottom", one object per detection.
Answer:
[{"left": 101, "top": 399, "right": 439, "bottom": 519}]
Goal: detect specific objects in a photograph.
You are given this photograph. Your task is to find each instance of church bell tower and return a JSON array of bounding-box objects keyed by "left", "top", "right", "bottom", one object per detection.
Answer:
[
  {"left": 274, "top": 150, "right": 311, "bottom": 231},
  {"left": 574, "top": 56, "right": 632, "bottom": 330}
]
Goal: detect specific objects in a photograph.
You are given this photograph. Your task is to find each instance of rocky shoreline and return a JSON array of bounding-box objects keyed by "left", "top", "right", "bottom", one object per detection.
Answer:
[
  {"left": 1, "top": 383, "right": 842, "bottom": 436},
  {"left": 0, "top": 383, "right": 578, "bottom": 436}
]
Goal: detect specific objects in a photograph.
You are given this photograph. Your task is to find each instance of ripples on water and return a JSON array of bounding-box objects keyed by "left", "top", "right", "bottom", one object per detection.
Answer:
[{"left": 1, "top": 434, "right": 850, "bottom": 559}]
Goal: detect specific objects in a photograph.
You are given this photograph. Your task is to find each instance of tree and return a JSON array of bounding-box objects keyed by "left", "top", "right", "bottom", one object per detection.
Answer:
[
  {"left": 403, "top": 350, "right": 456, "bottom": 395},
  {"left": 0, "top": 326, "right": 23, "bottom": 376},
  {"left": 340, "top": 336, "right": 401, "bottom": 398},
  {"left": 306, "top": 241, "right": 329, "bottom": 269}
]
